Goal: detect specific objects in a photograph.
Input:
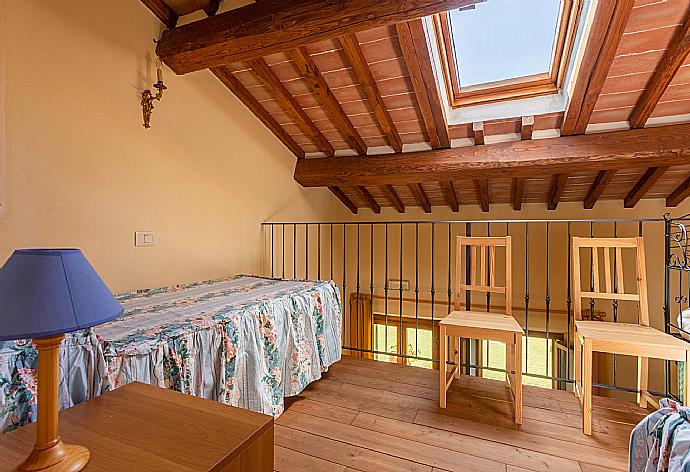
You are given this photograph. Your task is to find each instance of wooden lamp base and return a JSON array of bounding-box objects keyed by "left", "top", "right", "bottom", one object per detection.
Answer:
[
  {"left": 18, "top": 441, "right": 90, "bottom": 472},
  {"left": 16, "top": 335, "right": 90, "bottom": 472}
]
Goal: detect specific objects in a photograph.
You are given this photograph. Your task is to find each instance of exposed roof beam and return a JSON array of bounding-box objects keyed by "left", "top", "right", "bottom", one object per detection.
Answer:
[
  {"left": 561, "top": 0, "right": 634, "bottom": 135},
  {"left": 624, "top": 167, "right": 668, "bottom": 208},
  {"left": 546, "top": 174, "right": 569, "bottom": 210},
  {"left": 211, "top": 67, "right": 305, "bottom": 158},
  {"left": 408, "top": 183, "right": 432, "bottom": 213},
  {"left": 667, "top": 175, "right": 690, "bottom": 207},
  {"left": 156, "top": 0, "right": 485, "bottom": 74},
  {"left": 583, "top": 169, "right": 616, "bottom": 209},
  {"left": 629, "top": 10, "right": 690, "bottom": 129},
  {"left": 474, "top": 180, "right": 489, "bottom": 213},
  {"left": 294, "top": 124, "right": 690, "bottom": 187},
  {"left": 140, "top": 0, "right": 178, "bottom": 29},
  {"left": 339, "top": 34, "right": 403, "bottom": 153},
  {"left": 472, "top": 122, "right": 484, "bottom": 145},
  {"left": 328, "top": 186, "right": 358, "bottom": 214},
  {"left": 354, "top": 186, "right": 381, "bottom": 214},
  {"left": 248, "top": 58, "right": 334, "bottom": 156},
  {"left": 289, "top": 47, "right": 367, "bottom": 155},
  {"left": 521, "top": 116, "right": 534, "bottom": 140},
  {"left": 511, "top": 177, "right": 524, "bottom": 211},
  {"left": 396, "top": 21, "right": 449, "bottom": 149},
  {"left": 440, "top": 181, "right": 459, "bottom": 212},
  {"left": 381, "top": 185, "right": 405, "bottom": 213}
]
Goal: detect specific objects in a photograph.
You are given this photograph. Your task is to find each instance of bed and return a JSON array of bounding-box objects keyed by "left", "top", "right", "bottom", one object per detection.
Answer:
[{"left": 0, "top": 275, "right": 342, "bottom": 433}]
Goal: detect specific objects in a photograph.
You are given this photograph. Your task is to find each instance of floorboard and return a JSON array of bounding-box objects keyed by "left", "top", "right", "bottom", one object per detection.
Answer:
[{"left": 275, "top": 356, "right": 646, "bottom": 472}]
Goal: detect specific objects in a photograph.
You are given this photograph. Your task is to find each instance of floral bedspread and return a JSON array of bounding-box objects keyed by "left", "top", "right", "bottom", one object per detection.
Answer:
[{"left": 0, "top": 276, "right": 342, "bottom": 433}]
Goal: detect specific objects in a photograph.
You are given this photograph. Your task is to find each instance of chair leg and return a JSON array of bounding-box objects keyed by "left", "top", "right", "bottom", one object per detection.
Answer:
[
  {"left": 637, "top": 356, "right": 649, "bottom": 409},
  {"left": 454, "top": 337, "right": 461, "bottom": 379},
  {"left": 506, "top": 341, "right": 514, "bottom": 386},
  {"left": 439, "top": 326, "right": 447, "bottom": 409},
  {"left": 582, "top": 340, "right": 593, "bottom": 436},
  {"left": 514, "top": 334, "right": 523, "bottom": 425},
  {"left": 574, "top": 330, "right": 581, "bottom": 400}
]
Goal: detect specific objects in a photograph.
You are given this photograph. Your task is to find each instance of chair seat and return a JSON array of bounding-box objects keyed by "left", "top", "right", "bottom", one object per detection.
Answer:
[
  {"left": 575, "top": 320, "right": 690, "bottom": 361},
  {"left": 441, "top": 310, "right": 524, "bottom": 335}
]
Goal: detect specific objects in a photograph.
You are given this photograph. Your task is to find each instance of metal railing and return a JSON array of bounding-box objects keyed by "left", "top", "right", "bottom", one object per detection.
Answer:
[{"left": 264, "top": 217, "right": 669, "bottom": 394}]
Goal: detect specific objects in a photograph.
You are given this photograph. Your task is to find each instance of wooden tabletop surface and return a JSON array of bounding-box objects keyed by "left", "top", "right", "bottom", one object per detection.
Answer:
[{"left": 0, "top": 382, "right": 273, "bottom": 471}]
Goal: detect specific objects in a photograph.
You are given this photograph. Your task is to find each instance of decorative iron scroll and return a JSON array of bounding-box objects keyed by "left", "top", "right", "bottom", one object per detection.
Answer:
[{"left": 669, "top": 216, "right": 690, "bottom": 271}]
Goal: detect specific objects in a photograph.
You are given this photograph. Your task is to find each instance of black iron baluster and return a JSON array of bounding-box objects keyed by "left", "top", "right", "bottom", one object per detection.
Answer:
[
  {"left": 486, "top": 223, "right": 491, "bottom": 370},
  {"left": 447, "top": 223, "right": 452, "bottom": 372},
  {"left": 431, "top": 223, "right": 436, "bottom": 365},
  {"left": 664, "top": 217, "right": 671, "bottom": 397},
  {"left": 305, "top": 223, "right": 309, "bottom": 280},
  {"left": 385, "top": 224, "right": 389, "bottom": 358},
  {"left": 356, "top": 224, "right": 361, "bottom": 352},
  {"left": 612, "top": 222, "right": 619, "bottom": 387},
  {"left": 282, "top": 223, "right": 286, "bottom": 279},
  {"left": 524, "top": 222, "right": 530, "bottom": 370},
  {"left": 589, "top": 222, "right": 595, "bottom": 316},
  {"left": 566, "top": 222, "right": 572, "bottom": 384},
  {"left": 293, "top": 223, "right": 297, "bottom": 280},
  {"left": 415, "top": 223, "right": 420, "bottom": 361},
  {"left": 545, "top": 222, "right": 551, "bottom": 378},
  {"left": 343, "top": 224, "right": 347, "bottom": 340},
  {"left": 399, "top": 223, "right": 404, "bottom": 363},
  {"left": 330, "top": 224, "right": 333, "bottom": 281},
  {"left": 465, "top": 222, "right": 472, "bottom": 375},
  {"left": 370, "top": 224, "right": 375, "bottom": 356},
  {"left": 271, "top": 224, "right": 274, "bottom": 278},
  {"left": 318, "top": 224, "right": 322, "bottom": 280}
]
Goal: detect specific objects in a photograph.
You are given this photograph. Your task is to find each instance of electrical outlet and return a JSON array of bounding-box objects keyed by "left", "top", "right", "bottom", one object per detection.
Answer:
[
  {"left": 388, "top": 279, "right": 410, "bottom": 291},
  {"left": 135, "top": 231, "right": 156, "bottom": 247}
]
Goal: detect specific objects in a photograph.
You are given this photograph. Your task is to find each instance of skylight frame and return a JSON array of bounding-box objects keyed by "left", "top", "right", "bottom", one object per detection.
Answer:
[{"left": 433, "top": 0, "right": 582, "bottom": 108}]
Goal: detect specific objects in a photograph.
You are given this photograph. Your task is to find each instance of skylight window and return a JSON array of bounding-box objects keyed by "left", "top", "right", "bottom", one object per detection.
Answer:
[{"left": 450, "top": 0, "right": 561, "bottom": 87}]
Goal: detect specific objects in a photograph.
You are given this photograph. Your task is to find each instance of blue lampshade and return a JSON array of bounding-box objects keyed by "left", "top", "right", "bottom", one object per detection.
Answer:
[{"left": 0, "top": 249, "right": 123, "bottom": 341}]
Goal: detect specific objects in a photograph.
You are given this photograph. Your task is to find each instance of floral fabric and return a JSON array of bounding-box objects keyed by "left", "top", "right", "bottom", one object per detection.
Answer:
[
  {"left": 0, "top": 276, "right": 342, "bottom": 432},
  {"left": 630, "top": 398, "right": 690, "bottom": 471}
]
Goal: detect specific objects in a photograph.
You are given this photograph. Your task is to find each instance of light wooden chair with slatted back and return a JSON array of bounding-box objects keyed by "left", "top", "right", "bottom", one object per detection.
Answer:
[
  {"left": 573, "top": 237, "right": 690, "bottom": 435},
  {"left": 439, "top": 236, "right": 524, "bottom": 424}
]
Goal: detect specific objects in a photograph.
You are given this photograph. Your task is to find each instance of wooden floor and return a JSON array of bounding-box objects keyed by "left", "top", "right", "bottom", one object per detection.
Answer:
[{"left": 275, "top": 355, "right": 651, "bottom": 472}]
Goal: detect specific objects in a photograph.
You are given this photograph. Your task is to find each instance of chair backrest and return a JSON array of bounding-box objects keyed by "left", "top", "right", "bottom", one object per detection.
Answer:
[
  {"left": 572, "top": 237, "right": 649, "bottom": 325},
  {"left": 455, "top": 236, "right": 512, "bottom": 315}
]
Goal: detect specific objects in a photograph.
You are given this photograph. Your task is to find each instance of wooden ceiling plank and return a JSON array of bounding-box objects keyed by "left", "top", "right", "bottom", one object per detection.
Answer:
[
  {"left": 629, "top": 10, "right": 690, "bottom": 129},
  {"left": 407, "top": 19, "right": 450, "bottom": 148},
  {"left": 511, "top": 177, "right": 525, "bottom": 211},
  {"left": 294, "top": 123, "right": 690, "bottom": 187},
  {"left": 546, "top": 174, "right": 569, "bottom": 210},
  {"left": 396, "top": 22, "right": 442, "bottom": 149},
  {"left": 408, "top": 183, "right": 432, "bottom": 213},
  {"left": 583, "top": 169, "right": 616, "bottom": 209},
  {"left": 666, "top": 175, "right": 690, "bottom": 207},
  {"left": 561, "top": 0, "right": 634, "bottom": 135},
  {"left": 328, "top": 186, "right": 358, "bottom": 214},
  {"left": 354, "top": 186, "right": 381, "bottom": 213},
  {"left": 473, "top": 122, "right": 485, "bottom": 145},
  {"left": 521, "top": 116, "right": 534, "bottom": 140},
  {"left": 440, "top": 181, "right": 460, "bottom": 212},
  {"left": 156, "top": 0, "right": 485, "bottom": 74},
  {"left": 339, "top": 34, "right": 403, "bottom": 153},
  {"left": 248, "top": 58, "right": 335, "bottom": 156},
  {"left": 211, "top": 67, "right": 305, "bottom": 158},
  {"left": 289, "top": 47, "right": 368, "bottom": 155},
  {"left": 474, "top": 179, "right": 490, "bottom": 212},
  {"left": 624, "top": 166, "right": 669, "bottom": 208},
  {"left": 381, "top": 185, "right": 405, "bottom": 213},
  {"left": 140, "top": 0, "right": 179, "bottom": 28}
]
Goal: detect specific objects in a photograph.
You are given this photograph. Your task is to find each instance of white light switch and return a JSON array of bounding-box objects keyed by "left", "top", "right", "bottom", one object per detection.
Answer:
[{"left": 135, "top": 231, "right": 156, "bottom": 247}]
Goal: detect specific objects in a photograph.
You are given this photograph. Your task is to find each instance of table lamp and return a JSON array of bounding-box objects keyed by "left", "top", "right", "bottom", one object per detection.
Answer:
[{"left": 0, "top": 249, "right": 123, "bottom": 472}]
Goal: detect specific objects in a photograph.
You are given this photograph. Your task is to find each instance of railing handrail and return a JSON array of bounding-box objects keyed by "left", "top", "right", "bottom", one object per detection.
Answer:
[{"left": 262, "top": 217, "right": 666, "bottom": 225}]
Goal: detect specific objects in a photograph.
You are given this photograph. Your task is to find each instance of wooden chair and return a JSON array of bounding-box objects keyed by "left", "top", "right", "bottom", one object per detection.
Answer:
[
  {"left": 439, "top": 236, "right": 524, "bottom": 424},
  {"left": 573, "top": 237, "right": 690, "bottom": 435}
]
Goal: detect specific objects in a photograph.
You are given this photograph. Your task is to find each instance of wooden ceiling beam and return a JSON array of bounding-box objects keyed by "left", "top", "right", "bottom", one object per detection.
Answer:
[
  {"left": 440, "top": 181, "right": 459, "bottom": 212},
  {"left": 667, "top": 175, "right": 690, "bottom": 207},
  {"left": 546, "top": 174, "right": 569, "bottom": 210},
  {"left": 472, "top": 122, "right": 485, "bottom": 145},
  {"left": 211, "top": 66, "right": 305, "bottom": 158},
  {"left": 521, "top": 116, "right": 534, "bottom": 140},
  {"left": 140, "top": 0, "right": 178, "bottom": 28},
  {"left": 396, "top": 21, "right": 449, "bottom": 149},
  {"left": 381, "top": 185, "right": 405, "bottom": 213},
  {"left": 624, "top": 167, "right": 668, "bottom": 208},
  {"left": 328, "top": 187, "right": 358, "bottom": 214},
  {"left": 408, "top": 183, "right": 432, "bottom": 213},
  {"left": 339, "top": 34, "right": 403, "bottom": 153},
  {"left": 156, "top": 0, "right": 485, "bottom": 74},
  {"left": 561, "top": 0, "right": 634, "bottom": 135},
  {"left": 583, "top": 169, "right": 616, "bottom": 209},
  {"left": 289, "top": 47, "right": 367, "bottom": 155},
  {"left": 248, "top": 58, "right": 334, "bottom": 156},
  {"left": 474, "top": 180, "right": 490, "bottom": 213},
  {"left": 511, "top": 177, "right": 525, "bottom": 211},
  {"left": 629, "top": 11, "right": 690, "bottom": 129},
  {"left": 354, "top": 186, "right": 381, "bottom": 213},
  {"left": 294, "top": 123, "right": 690, "bottom": 187}
]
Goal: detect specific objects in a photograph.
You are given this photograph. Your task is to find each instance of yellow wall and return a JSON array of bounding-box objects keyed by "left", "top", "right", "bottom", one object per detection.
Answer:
[{"left": 0, "top": 0, "right": 346, "bottom": 293}]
